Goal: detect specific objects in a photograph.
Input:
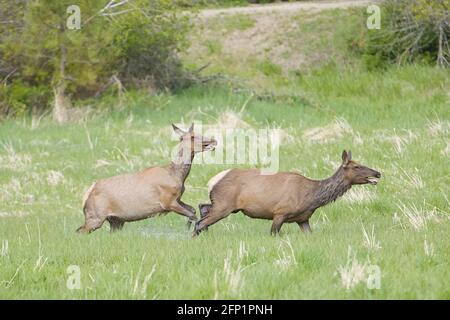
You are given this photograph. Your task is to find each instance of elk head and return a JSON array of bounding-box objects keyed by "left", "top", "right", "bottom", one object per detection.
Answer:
[
  {"left": 172, "top": 123, "right": 217, "bottom": 158},
  {"left": 341, "top": 150, "right": 381, "bottom": 185}
]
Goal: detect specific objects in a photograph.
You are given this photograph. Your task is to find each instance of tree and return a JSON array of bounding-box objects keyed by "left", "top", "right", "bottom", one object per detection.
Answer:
[
  {"left": 353, "top": 0, "right": 450, "bottom": 69},
  {"left": 0, "top": 0, "right": 189, "bottom": 119}
]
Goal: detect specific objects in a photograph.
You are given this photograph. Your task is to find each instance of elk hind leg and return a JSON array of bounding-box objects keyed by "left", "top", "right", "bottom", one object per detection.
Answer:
[
  {"left": 76, "top": 214, "right": 106, "bottom": 234},
  {"left": 77, "top": 195, "right": 107, "bottom": 234}
]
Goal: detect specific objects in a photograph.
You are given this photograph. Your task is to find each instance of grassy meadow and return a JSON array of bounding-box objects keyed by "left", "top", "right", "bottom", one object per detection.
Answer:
[{"left": 0, "top": 7, "right": 449, "bottom": 299}]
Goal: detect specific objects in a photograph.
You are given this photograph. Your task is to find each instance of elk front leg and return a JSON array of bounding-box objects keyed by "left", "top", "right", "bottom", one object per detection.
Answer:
[
  {"left": 197, "top": 203, "right": 212, "bottom": 232},
  {"left": 198, "top": 203, "right": 212, "bottom": 218},
  {"left": 193, "top": 203, "right": 232, "bottom": 237},
  {"left": 270, "top": 215, "right": 285, "bottom": 236},
  {"left": 169, "top": 201, "right": 197, "bottom": 225},
  {"left": 178, "top": 199, "right": 196, "bottom": 229},
  {"left": 297, "top": 220, "right": 312, "bottom": 233},
  {"left": 107, "top": 216, "right": 125, "bottom": 232}
]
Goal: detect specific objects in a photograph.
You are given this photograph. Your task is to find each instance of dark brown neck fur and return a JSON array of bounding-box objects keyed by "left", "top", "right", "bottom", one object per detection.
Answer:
[{"left": 312, "top": 166, "right": 351, "bottom": 210}]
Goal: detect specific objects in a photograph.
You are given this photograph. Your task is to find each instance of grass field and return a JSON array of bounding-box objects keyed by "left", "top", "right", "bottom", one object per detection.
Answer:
[
  {"left": 1, "top": 4, "right": 450, "bottom": 299},
  {"left": 1, "top": 64, "right": 449, "bottom": 299}
]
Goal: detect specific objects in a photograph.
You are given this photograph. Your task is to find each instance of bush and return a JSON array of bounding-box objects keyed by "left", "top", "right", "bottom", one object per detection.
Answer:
[
  {"left": 112, "top": 2, "right": 190, "bottom": 90},
  {"left": 352, "top": 0, "right": 450, "bottom": 69},
  {"left": 0, "top": 0, "right": 190, "bottom": 116}
]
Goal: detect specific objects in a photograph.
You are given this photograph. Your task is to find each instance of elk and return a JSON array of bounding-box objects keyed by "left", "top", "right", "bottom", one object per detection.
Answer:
[
  {"left": 77, "top": 123, "right": 217, "bottom": 233},
  {"left": 195, "top": 150, "right": 381, "bottom": 236}
]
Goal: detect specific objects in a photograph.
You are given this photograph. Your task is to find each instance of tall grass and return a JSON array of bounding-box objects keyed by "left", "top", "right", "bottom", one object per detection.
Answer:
[{"left": 0, "top": 64, "right": 449, "bottom": 299}]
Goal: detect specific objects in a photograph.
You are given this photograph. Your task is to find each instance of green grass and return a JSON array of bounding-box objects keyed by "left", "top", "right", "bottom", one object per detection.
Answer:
[
  {"left": 256, "top": 59, "right": 282, "bottom": 77},
  {"left": 222, "top": 13, "right": 256, "bottom": 31},
  {"left": 205, "top": 39, "right": 223, "bottom": 55},
  {"left": 0, "top": 64, "right": 449, "bottom": 299}
]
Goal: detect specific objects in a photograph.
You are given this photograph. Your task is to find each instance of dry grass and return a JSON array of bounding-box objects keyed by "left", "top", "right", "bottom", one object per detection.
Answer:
[
  {"left": 376, "top": 129, "right": 417, "bottom": 155},
  {"left": 0, "top": 143, "right": 32, "bottom": 172},
  {"left": 427, "top": 119, "right": 450, "bottom": 137},
  {"left": 222, "top": 249, "right": 244, "bottom": 297},
  {"left": 0, "top": 211, "right": 30, "bottom": 218},
  {"left": 396, "top": 202, "right": 442, "bottom": 231},
  {"left": 361, "top": 224, "right": 381, "bottom": 251},
  {"left": 399, "top": 168, "right": 425, "bottom": 190},
  {"left": 273, "top": 237, "right": 297, "bottom": 271},
  {"left": 130, "top": 254, "right": 157, "bottom": 299},
  {"left": 344, "top": 188, "right": 376, "bottom": 204},
  {"left": 337, "top": 247, "right": 370, "bottom": 290},
  {"left": 302, "top": 118, "right": 353, "bottom": 144},
  {"left": 441, "top": 142, "right": 450, "bottom": 157},
  {"left": 216, "top": 110, "right": 252, "bottom": 130},
  {"left": 46, "top": 170, "right": 65, "bottom": 187},
  {"left": 424, "top": 236, "right": 435, "bottom": 257}
]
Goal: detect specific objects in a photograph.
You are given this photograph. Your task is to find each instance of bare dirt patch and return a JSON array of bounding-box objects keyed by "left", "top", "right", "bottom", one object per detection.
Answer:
[
  {"left": 199, "top": 1, "right": 376, "bottom": 18},
  {"left": 184, "top": 0, "right": 375, "bottom": 84}
]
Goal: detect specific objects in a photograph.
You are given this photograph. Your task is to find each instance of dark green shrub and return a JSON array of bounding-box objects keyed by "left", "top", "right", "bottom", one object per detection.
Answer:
[
  {"left": 0, "top": 0, "right": 190, "bottom": 116},
  {"left": 353, "top": 0, "right": 450, "bottom": 69},
  {"left": 112, "top": 1, "right": 190, "bottom": 90}
]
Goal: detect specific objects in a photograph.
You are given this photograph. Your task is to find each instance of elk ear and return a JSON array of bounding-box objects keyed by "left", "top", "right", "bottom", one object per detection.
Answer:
[
  {"left": 172, "top": 124, "right": 186, "bottom": 136},
  {"left": 347, "top": 150, "right": 352, "bottom": 161},
  {"left": 342, "top": 150, "right": 350, "bottom": 166},
  {"left": 188, "top": 123, "right": 194, "bottom": 133}
]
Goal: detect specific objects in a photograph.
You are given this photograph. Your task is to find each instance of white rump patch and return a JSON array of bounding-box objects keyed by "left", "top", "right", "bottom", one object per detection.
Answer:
[{"left": 207, "top": 169, "right": 232, "bottom": 195}]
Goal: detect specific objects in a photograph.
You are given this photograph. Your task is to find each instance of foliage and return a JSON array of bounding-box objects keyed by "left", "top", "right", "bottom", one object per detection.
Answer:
[
  {"left": 112, "top": 1, "right": 190, "bottom": 90},
  {"left": 352, "top": 0, "right": 450, "bottom": 69},
  {"left": 0, "top": 0, "right": 190, "bottom": 116}
]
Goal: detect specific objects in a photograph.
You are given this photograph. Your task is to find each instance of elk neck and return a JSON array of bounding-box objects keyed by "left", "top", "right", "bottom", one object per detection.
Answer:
[
  {"left": 169, "top": 141, "right": 195, "bottom": 183},
  {"left": 312, "top": 166, "right": 352, "bottom": 210}
]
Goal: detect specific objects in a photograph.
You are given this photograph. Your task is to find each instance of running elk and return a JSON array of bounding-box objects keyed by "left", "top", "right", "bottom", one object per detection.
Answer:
[
  {"left": 195, "top": 150, "right": 381, "bottom": 236},
  {"left": 77, "top": 123, "right": 217, "bottom": 233}
]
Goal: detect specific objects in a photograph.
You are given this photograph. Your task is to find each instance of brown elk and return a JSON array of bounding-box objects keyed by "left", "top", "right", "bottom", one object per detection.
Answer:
[
  {"left": 195, "top": 150, "right": 381, "bottom": 236},
  {"left": 77, "top": 123, "right": 217, "bottom": 233}
]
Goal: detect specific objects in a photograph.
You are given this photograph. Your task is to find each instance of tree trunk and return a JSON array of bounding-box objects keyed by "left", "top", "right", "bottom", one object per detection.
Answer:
[
  {"left": 53, "top": 85, "right": 71, "bottom": 123},
  {"left": 53, "top": 27, "right": 71, "bottom": 123}
]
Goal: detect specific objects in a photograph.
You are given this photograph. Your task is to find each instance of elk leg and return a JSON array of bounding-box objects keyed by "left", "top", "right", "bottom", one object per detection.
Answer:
[
  {"left": 179, "top": 200, "right": 196, "bottom": 215},
  {"left": 193, "top": 205, "right": 231, "bottom": 236},
  {"left": 76, "top": 200, "right": 106, "bottom": 234},
  {"left": 270, "top": 215, "right": 285, "bottom": 236},
  {"left": 77, "top": 194, "right": 109, "bottom": 234},
  {"left": 198, "top": 203, "right": 212, "bottom": 218},
  {"left": 107, "top": 216, "right": 125, "bottom": 232},
  {"left": 297, "top": 220, "right": 311, "bottom": 233},
  {"left": 76, "top": 216, "right": 105, "bottom": 234},
  {"left": 169, "top": 201, "right": 197, "bottom": 223},
  {"left": 198, "top": 203, "right": 212, "bottom": 231},
  {"left": 178, "top": 200, "right": 196, "bottom": 229}
]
